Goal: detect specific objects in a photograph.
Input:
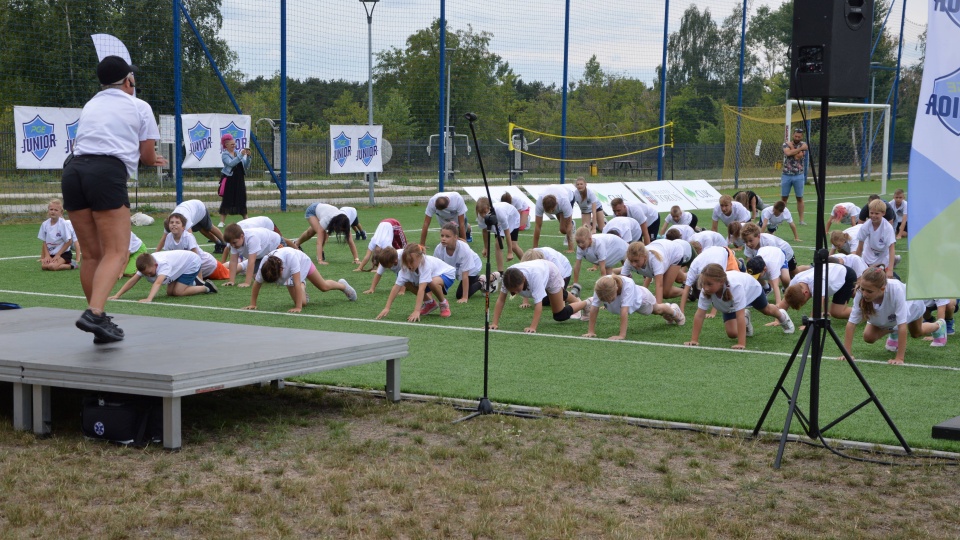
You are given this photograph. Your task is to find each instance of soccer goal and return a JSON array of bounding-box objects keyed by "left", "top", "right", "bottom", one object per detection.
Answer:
[{"left": 723, "top": 100, "right": 891, "bottom": 193}]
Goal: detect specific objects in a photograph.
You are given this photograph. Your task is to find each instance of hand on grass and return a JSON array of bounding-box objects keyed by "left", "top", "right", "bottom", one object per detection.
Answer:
[
  {"left": 608, "top": 335, "right": 625, "bottom": 341},
  {"left": 704, "top": 312, "right": 716, "bottom": 319},
  {"left": 317, "top": 260, "right": 329, "bottom": 265},
  {"left": 888, "top": 358, "right": 904, "bottom": 365},
  {"left": 376, "top": 309, "right": 390, "bottom": 320},
  {"left": 363, "top": 289, "right": 375, "bottom": 295},
  {"left": 407, "top": 311, "right": 421, "bottom": 322},
  {"left": 223, "top": 281, "right": 235, "bottom": 287},
  {"left": 765, "top": 320, "right": 781, "bottom": 327},
  {"left": 489, "top": 324, "right": 498, "bottom": 330},
  {"left": 582, "top": 332, "right": 596, "bottom": 338},
  {"left": 288, "top": 307, "right": 302, "bottom": 313},
  {"left": 731, "top": 344, "right": 745, "bottom": 350},
  {"left": 238, "top": 283, "right": 250, "bottom": 288},
  {"left": 457, "top": 298, "right": 468, "bottom": 304},
  {"left": 519, "top": 301, "right": 531, "bottom": 309},
  {"left": 242, "top": 305, "right": 257, "bottom": 310},
  {"left": 684, "top": 341, "right": 699, "bottom": 346},
  {"left": 524, "top": 327, "right": 537, "bottom": 333},
  {"left": 138, "top": 298, "right": 152, "bottom": 304},
  {"left": 107, "top": 294, "right": 120, "bottom": 301}
]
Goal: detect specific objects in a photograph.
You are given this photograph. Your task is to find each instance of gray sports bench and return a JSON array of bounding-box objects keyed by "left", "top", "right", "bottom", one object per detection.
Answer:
[{"left": 0, "top": 307, "right": 408, "bottom": 450}]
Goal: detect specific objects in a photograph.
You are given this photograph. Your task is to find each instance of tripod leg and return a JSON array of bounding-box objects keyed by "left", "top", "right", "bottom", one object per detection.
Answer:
[
  {"left": 753, "top": 325, "right": 810, "bottom": 436},
  {"left": 774, "top": 328, "right": 816, "bottom": 468},
  {"left": 825, "top": 324, "right": 912, "bottom": 454}
]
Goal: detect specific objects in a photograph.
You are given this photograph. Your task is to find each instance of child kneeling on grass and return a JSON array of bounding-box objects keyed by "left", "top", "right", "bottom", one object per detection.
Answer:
[
  {"left": 376, "top": 244, "right": 456, "bottom": 321},
  {"left": 109, "top": 251, "right": 217, "bottom": 303},
  {"left": 581, "top": 274, "right": 684, "bottom": 341},
  {"left": 490, "top": 260, "right": 583, "bottom": 334},
  {"left": 685, "top": 263, "right": 795, "bottom": 350},
  {"left": 842, "top": 268, "right": 947, "bottom": 365},
  {"left": 243, "top": 247, "right": 356, "bottom": 313}
]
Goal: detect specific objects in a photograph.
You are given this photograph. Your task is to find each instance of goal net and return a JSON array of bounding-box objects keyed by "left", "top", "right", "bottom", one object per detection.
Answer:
[{"left": 722, "top": 100, "right": 891, "bottom": 189}]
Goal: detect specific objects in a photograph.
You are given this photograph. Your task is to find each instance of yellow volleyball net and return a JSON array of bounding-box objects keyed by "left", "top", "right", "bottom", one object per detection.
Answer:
[{"left": 507, "top": 122, "right": 674, "bottom": 163}]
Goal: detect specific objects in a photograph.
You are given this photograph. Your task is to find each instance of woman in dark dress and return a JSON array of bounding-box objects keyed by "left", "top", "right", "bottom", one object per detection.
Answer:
[{"left": 219, "top": 133, "right": 250, "bottom": 226}]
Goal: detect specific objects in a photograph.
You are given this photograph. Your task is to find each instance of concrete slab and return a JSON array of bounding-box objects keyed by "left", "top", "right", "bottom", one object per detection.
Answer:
[{"left": 0, "top": 307, "right": 408, "bottom": 449}]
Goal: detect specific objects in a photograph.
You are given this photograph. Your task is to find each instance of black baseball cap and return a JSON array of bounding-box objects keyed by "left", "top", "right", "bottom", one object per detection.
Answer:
[
  {"left": 746, "top": 256, "right": 766, "bottom": 278},
  {"left": 97, "top": 55, "right": 138, "bottom": 85}
]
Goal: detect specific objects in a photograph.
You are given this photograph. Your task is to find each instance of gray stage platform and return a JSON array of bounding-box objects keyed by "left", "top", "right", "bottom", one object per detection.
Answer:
[{"left": 0, "top": 307, "right": 408, "bottom": 449}]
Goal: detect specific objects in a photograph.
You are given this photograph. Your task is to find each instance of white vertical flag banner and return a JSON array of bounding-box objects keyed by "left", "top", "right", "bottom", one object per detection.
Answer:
[
  {"left": 330, "top": 125, "right": 383, "bottom": 174},
  {"left": 906, "top": 0, "right": 960, "bottom": 298},
  {"left": 181, "top": 114, "right": 252, "bottom": 169},
  {"left": 14, "top": 106, "right": 82, "bottom": 170},
  {"left": 91, "top": 34, "right": 132, "bottom": 64}
]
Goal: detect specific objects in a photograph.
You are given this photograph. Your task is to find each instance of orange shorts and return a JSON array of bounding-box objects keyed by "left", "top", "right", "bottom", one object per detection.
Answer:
[
  {"left": 725, "top": 248, "right": 740, "bottom": 272},
  {"left": 207, "top": 261, "right": 230, "bottom": 280}
]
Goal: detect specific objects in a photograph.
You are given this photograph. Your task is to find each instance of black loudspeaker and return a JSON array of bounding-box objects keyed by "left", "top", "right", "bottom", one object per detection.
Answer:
[{"left": 790, "top": 0, "right": 874, "bottom": 99}]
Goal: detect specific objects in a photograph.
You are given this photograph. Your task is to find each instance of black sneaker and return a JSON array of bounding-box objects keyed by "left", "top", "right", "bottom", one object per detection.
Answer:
[
  {"left": 193, "top": 276, "right": 204, "bottom": 286},
  {"left": 204, "top": 280, "right": 218, "bottom": 294},
  {"left": 360, "top": 230, "right": 367, "bottom": 240},
  {"left": 213, "top": 242, "right": 225, "bottom": 254},
  {"left": 76, "top": 309, "right": 124, "bottom": 343},
  {"left": 355, "top": 231, "right": 361, "bottom": 240}
]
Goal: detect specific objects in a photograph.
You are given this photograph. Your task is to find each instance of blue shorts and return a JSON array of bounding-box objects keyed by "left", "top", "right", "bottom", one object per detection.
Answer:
[
  {"left": 175, "top": 271, "right": 199, "bottom": 286},
  {"left": 781, "top": 173, "right": 805, "bottom": 198},
  {"left": 441, "top": 274, "right": 455, "bottom": 291},
  {"left": 722, "top": 293, "right": 769, "bottom": 322},
  {"left": 304, "top": 202, "right": 319, "bottom": 219}
]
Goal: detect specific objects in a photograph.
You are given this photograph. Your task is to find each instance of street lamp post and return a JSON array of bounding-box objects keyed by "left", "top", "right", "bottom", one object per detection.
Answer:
[{"left": 360, "top": 0, "right": 378, "bottom": 205}]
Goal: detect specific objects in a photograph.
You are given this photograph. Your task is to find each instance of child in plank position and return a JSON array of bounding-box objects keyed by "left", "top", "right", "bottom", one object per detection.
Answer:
[
  {"left": 339, "top": 206, "right": 367, "bottom": 241},
  {"left": 490, "top": 259, "right": 583, "bottom": 333},
  {"left": 829, "top": 225, "right": 862, "bottom": 255},
  {"left": 356, "top": 218, "right": 407, "bottom": 272},
  {"left": 38, "top": 198, "right": 75, "bottom": 271},
  {"left": 610, "top": 198, "right": 658, "bottom": 245},
  {"left": 243, "top": 247, "right": 356, "bottom": 313},
  {"left": 740, "top": 223, "right": 797, "bottom": 277},
  {"left": 475, "top": 196, "right": 524, "bottom": 271},
  {"left": 581, "top": 274, "right": 685, "bottom": 340},
  {"left": 500, "top": 192, "right": 531, "bottom": 231},
  {"left": 603, "top": 216, "right": 645, "bottom": 243},
  {"left": 659, "top": 205, "right": 699, "bottom": 237},
  {"left": 219, "top": 215, "right": 294, "bottom": 262},
  {"left": 825, "top": 202, "right": 860, "bottom": 233},
  {"left": 711, "top": 194, "right": 751, "bottom": 232},
  {"left": 518, "top": 247, "right": 572, "bottom": 308},
  {"left": 855, "top": 199, "right": 898, "bottom": 279},
  {"left": 759, "top": 200, "right": 800, "bottom": 241},
  {"left": 779, "top": 262, "right": 857, "bottom": 320},
  {"left": 664, "top": 224, "right": 696, "bottom": 242},
  {"left": 572, "top": 177, "right": 606, "bottom": 233},
  {"left": 109, "top": 251, "right": 218, "bottom": 303},
  {"left": 376, "top": 244, "right": 455, "bottom": 321},
  {"left": 364, "top": 247, "right": 403, "bottom": 294},
  {"left": 532, "top": 186, "right": 576, "bottom": 251},
  {"left": 222, "top": 223, "right": 283, "bottom": 287},
  {"left": 684, "top": 263, "right": 795, "bottom": 350},
  {"left": 842, "top": 268, "right": 946, "bottom": 365},
  {"left": 619, "top": 240, "right": 689, "bottom": 304},
  {"left": 433, "top": 223, "right": 484, "bottom": 303},
  {"left": 678, "top": 245, "right": 741, "bottom": 315},
  {"left": 571, "top": 227, "right": 629, "bottom": 289},
  {"left": 420, "top": 191, "right": 471, "bottom": 246},
  {"left": 297, "top": 202, "right": 360, "bottom": 265},
  {"left": 744, "top": 246, "right": 791, "bottom": 305},
  {"left": 161, "top": 213, "right": 230, "bottom": 281}
]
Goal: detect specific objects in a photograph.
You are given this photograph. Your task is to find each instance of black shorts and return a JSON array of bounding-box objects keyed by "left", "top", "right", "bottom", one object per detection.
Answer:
[
  {"left": 787, "top": 256, "right": 797, "bottom": 274},
  {"left": 689, "top": 214, "right": 699, "bottom": 229},
  {"left": 510, "top": 228, "right": 519, "bottom": 242},
  {"left": 54, "top": 250, "right": 73, "bottom": 264},
  {"left": 193, "top": 210, "right": 214, "bottom": 232},
  {"left": 831, "top": 265, "right": 857, "bottom": 305},
  {"left": 61, "top": 155, "right": 129, "bottom": 212},
  {"left": 648, "top": 217, "right": 660, "bottom": 238}
]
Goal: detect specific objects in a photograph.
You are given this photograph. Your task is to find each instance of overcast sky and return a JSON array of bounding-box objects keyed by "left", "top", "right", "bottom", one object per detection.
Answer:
[{"left": 217, "top": 0, "right": 925, "bottom": 85}]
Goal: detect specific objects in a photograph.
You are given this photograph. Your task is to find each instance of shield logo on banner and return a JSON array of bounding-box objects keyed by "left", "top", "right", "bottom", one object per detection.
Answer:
[
  {"left": 933, "top": 68, "right": 960, "bottom": 136},
  {"left": 188, "top": 121, "right": 213, "bottom": 161},
  {"left": 333, "top": 131, "right": 352, "bottom": 167},
  {"left": 21, "top": 115, "right": 55, "bottom": 161},
  {"left": 357, "top": 131, "right": 379, "bottom": 166},
  {"left": 66, "top": 120, "right": 79, "bottom": 155},
  {"left": 640, "top": 189, "right": 659, "bottom": 206},
  {"left": 220, "top": 121, "right": 246, "bottom": 150}
]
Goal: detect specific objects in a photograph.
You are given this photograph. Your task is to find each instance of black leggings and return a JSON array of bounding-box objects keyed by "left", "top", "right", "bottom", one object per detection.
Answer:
[{"left": 455, "top": 275, "right": 483, "bottom": 299}]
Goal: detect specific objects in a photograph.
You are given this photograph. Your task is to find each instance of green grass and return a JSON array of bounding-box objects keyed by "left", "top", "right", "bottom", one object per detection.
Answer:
[{"left": 4, "top": 178, "right": 958, "bottom": 452}]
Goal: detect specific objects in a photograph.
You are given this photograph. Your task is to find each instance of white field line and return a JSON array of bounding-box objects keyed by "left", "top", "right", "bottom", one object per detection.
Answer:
[{"left": 1, "top": 288, "right": 955, "bottom": 373}]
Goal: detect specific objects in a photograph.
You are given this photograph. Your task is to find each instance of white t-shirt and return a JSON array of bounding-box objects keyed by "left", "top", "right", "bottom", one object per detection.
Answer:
[
  {"left": 621, "top": 239, "right": 683, "bottom": 279},
  {"left": 38, "top": 218, "right": 74, "bottom": 255},
  {"left": 752, "top": 246, "right": 786, "bottom": 281},
  {"left": 691, "top": 230, "right": 727, "bottom": 250},
  {"left": 396, "top": 254, "right": 456, "bottom": 287},
  {"left": 339, "top": 206, "right": 358, "bottom": 225},
  {"left": 368, "top": 220, "right": 398, "bottom": 252},
  {"left": 623, "top": 202, "right": 659, "bottom": 227},
  {"left": 235, "top": 228, "right": 282, "bottom": 261},
  {"left": 849, "top": 279, "right": 924, "bottom": 329},
  {"left": 532, "top": 247, "right": 573, "bottom": 278},
  {"left": 831, "top": 202, "right": 860, "bottom": 223},
  {"left": 139, "top": 250, "right": 201, "bottom": 284},
  {"left": 477, "top": 202, "right": 521, "bottom": 235},
  {"left": 685, "top": 246, "right": 732, "bottom": 287},
  {"left": 507, "top": 195, "right": 530, "bottom": 213},
  {"left": 426, "top": 192, "right": 468, "bottom": 224},
  {"left": 591, "top": 277, "right": 656, "bottom": 316},
  {"left": 576, "top": 234, "right": 628, "bottom": 266},
  {"left": 238, "top": 216, "right": 275, "bottom": 231},
  {"left": 73, "top": 88, "right": 161, "bottom": 178},
  {"left": 535, "top": 186, "right": 574, "bottom": 218},
  {"left": 376, "top": 261, "right": 401, "bottom": 276},
  {"left": 712, "top": 201, "right": 751, "bottom": 226},
  {"left": 744, "top": 233, "right": 795, "bottom": 261},
  {"left": 789, "top": 263, "right": 849, "bottom": 296},
  {"left": 890, "top": 199, "right": 908, "bottom": 225},
  {"left": 171, "top": 200, "right": 208, "bottom": 231},
  {"left": 311, "top": 203, "right": 342, "bottom": 230},
  {"left": 129, "top": 231, "right": 144, "bottom": 253},
  {"left": 836, "top": 225, "right": 862, "bottom": 254},
  {"left": 666, "top": 224, "right": 696, "bottom": 241},
  {"left": 856, "top": 219, "right": 896, "bottom": 266},
  {"left": 572, "top": 188, "right": 601, "bottom": 213},
  {"left": 162, "top": 231, "right": 201, "bottom": 253},
  {"left": 665, "top": 211, "right": 695, "bottom": 227},
  {"left": 433, "top": 240, "right": 482, "bottom": 278},
  {"left": 761, "top": 207, "right": 794, "bottom": 227},
  {"left": 834, "top": 254, "right": 868, "bottom": 277},
  {"left": 256, "top": 247, "right": 313, "bottom": 285},
  {"left": 697, "top": 270, "right": 763, "bottom": 314},
  {"left": 510, "top": 260, "right": 562, "bottom": 303},
  {"left": 602, "top": 216, "right": 644, "bottom": 243}
]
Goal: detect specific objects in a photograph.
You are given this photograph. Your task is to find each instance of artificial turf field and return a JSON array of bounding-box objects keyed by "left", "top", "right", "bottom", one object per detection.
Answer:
[{"left": 3, "top": 178, "right": 959, "bottom": 452}]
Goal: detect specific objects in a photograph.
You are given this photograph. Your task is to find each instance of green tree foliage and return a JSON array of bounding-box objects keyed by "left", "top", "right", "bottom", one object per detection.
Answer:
[{"left": 667, "top": 86, "right": 721, "bottom": 144}]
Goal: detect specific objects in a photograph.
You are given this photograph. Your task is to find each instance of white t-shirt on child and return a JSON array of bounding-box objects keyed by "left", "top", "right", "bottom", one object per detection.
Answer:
[
  {"left": 848, "top": 279, "right": 924, "bottom": 330},
  {"left": 532, "top": 247, "right": 573, "bottom": 278},
  {"left": 38, "top": 218, "right": 73, "bottom": 255},
  {"left": 426, "top": 192, "right": 468, "bottom": 224},
  {"left": 238, "top": 216, "right": 275, "bottom": 231},
  {"left": 761, "top": 207, "right": 793, "bottom": 227},
  {"left": 477, "top": 202, "right": 521, "bottom": 235},
  {"left": 691, "top": 230, "right": 727, "bottom": 250},
  {"left": 712, "top": 201, "right": 750, "bottom": 226},
  {"left": 621, "top": 239, "right": 683, "bottom": 279},
  {"left": 396, "top": 255, "right": 456, "bottom": 287},
  {"left": 535, "top": 186, "right": 574, "bottom": 219},
  {"left": 433, "top": 241, "right": 481, "bottom": 278},
  {"left": 510, "top": 260, "right": 562, "bottom": 304},
  {"left": 590, "top": 277, "right": 656, "bottom": 316},
  {"left": 236, "top": 228, "right": 282, "bottom": 261},
  {"left": 684, "top": 247, "right": 731, "bottom": 288},
  {"left": 697, "top": 270, "right": 763, "bottom": 314},
  {"left": 139, "top": 250, "right": 201, "bottom": 284},
  {"left": 256, "top": 247, "right": 312, "bottom": 285},
  {"left": 603, "top": 217, "right": 644, "bottom": 243},
  {"left": 576, "top": 234, "right": 628, "bottom": 267},
  {"left": 857, "top": 219, "right": 896, "bottom": 266}
]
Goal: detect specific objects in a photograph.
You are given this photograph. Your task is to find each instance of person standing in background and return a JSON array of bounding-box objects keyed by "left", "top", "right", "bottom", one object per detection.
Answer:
[
  {"left": 781, "top": 128, "right": 808, "bottom": 226},
  {"left": 218, "top": 133, "right": 250, "bottom": 227}
]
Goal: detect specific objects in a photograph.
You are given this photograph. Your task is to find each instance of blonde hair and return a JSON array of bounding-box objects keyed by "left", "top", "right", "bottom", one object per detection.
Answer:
[
  {"left": 594, "top": 275, "right": 622, "bottom": 303},
  {"left": 719, "top": 194, "right": 733, "bottom": 206},
  {"left": 857, "top": 267, "right": 887, "bottom": 319},
  {"left": 740, "top": 222, "right": 761, "bottom": 241},
  {"left": 48, "top": 198, "right": 63, "bottom": 208},
  {"left": 894, "top": 188, "right": 905, "bottom": 196},
  {"left": 829, "top": 230, "right": 850, "bottom": 253},
  {"left": 626, "top": 241, "right": 663, "bottom": 263},
  {"left": 401, "top": 244, "right": 426, "bottom": 268},
  {"left": 698, "top": 263, "right": 732, "bottom": 302},
  {"left": 734, "top": 192, "right": 750, "bottom": 208},
  {"left": 868, "top": 199, "right": 886, "bottom": 214},
  {"left": 670, "top": 205, "right": 682, "bottom": 220},
  {"left": 520, "top": 249, "right": 544, "bottom": 262},
  {"left": 574, "top": 226, "right": 593, "bottom": 243},
  {"left": 475, "top": 197, "right": 491, "bottom": 216}
]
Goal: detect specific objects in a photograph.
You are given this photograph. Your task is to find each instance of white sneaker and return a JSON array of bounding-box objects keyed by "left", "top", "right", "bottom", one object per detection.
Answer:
[
  {"left": 779, "top": 309, "right": 796, "bottom": 334},
  {"left": 567, "top": 309, "right": 583, "bottom": 321},
  {"left": 339, "top": 279, "right": 357, "bottom": 301},
  {"left": 217, "top": 221, "right": 225, "bottom": 228},
  {"left": 672, "top": 304, "right": 686, "bottom": 326},
  {"left": 489, "top": 272, "right": 501, "bottom": 294},
  {"left": 744, "top": 310, "right": 754, "bottom": 337}
]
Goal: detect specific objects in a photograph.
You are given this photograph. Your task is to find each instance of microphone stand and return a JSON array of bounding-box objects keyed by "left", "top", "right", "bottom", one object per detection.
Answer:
[{"left": 454, "top": 112, "right": 537, "bottom": 423}]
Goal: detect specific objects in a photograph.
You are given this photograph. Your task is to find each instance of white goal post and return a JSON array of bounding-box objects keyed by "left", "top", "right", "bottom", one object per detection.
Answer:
[{"left": 786, "top": 99, "right": 892, "bottom": 194}]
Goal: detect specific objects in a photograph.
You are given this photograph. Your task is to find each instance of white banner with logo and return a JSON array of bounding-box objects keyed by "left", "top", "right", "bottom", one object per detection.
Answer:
[
  {"left": 624, "top": 181, "right": 698, "bottom": 212},
  {"left": 181, "top": 114, "right": 251, "bottom": 169},
  {"left": 14, "top": 106, "right": 82, "bottom": 170},
  {"left": 330, "top": 125, "right": 384, "bottom": 174}
]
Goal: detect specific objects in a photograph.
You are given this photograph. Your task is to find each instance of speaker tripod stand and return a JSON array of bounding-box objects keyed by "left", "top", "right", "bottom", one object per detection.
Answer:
[{"left": 751, "top": 98, "right": 911, "bottom": 468}]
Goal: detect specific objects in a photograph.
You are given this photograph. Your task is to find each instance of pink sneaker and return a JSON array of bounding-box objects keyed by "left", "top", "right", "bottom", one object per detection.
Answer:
[
  {"left": 931, "top": 319, "right": 947, "bottom": 347},
  {"left": 439, "top": 301, "right": 451, "bottom": 318},
  {"left": 420, "top": 299, "right": 439, "bottom": 316}
]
